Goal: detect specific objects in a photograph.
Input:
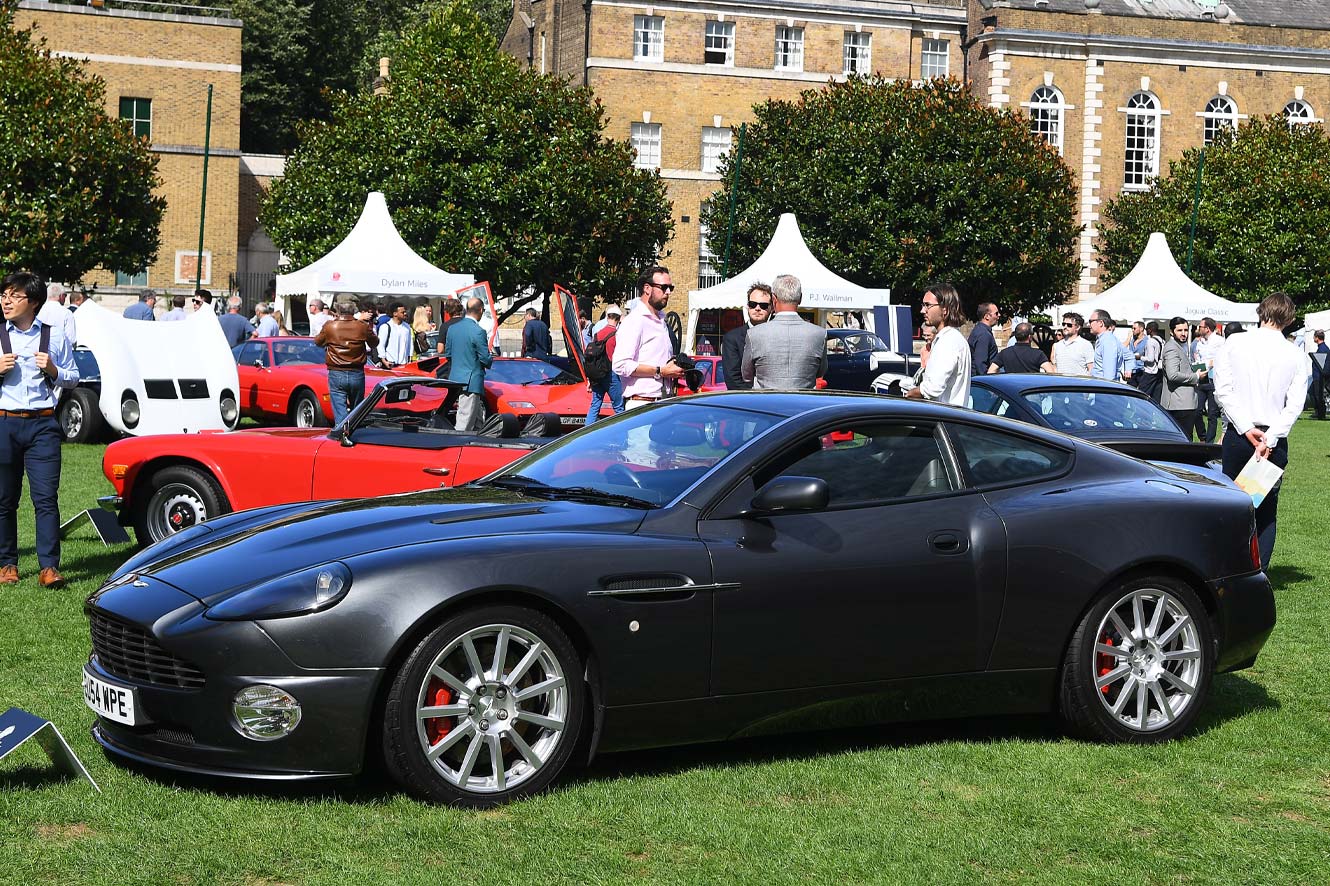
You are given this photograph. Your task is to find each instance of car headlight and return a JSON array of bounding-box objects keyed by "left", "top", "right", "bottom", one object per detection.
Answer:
[
  {"left": 233, "top": 684, "right": 301, "bottom": 741},
  {"left": 220, "top": 390, "right": 239, "bottom": 426},
  {"left": 121, "top": 391, "right": 140, "bottom": 429},
  {"left": 506, "top": 400, "right": 535, "bottom": 409},
  {"left": 205, "top": 562, "right": 351, "bottom": 621}
]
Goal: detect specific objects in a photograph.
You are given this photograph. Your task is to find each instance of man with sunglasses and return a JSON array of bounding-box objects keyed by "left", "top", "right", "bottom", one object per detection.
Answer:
[
  {"left": 721, "top": 283, "right": 773, "bottom": 391},
  {"left": 1052, "top": 312, "right": 1094, "bottom": 376},
  {"left": 612, "top": 265, "right": 684, "bottom": 406},
  {"left": 742, "top": 275, "right": 826, "bottom": 390}
]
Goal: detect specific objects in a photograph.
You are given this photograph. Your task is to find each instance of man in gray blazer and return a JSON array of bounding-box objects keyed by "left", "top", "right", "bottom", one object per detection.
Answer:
[
  {"left": 741, "top": 274, "right": 827, "bottom": 390},
  {"left": 1160, "top": 315, "right": 1207, "bottom": 440}
]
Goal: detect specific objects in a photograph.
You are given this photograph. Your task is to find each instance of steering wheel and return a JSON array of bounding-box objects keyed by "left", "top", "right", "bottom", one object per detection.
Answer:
[{"left": 604, "top": 463, "right": 644, "bottom": 489}]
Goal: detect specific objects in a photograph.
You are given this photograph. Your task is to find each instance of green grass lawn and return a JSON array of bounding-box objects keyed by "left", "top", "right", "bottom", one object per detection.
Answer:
[{"left": 2, "top": 422, "right": 1329, "bottom": 884}]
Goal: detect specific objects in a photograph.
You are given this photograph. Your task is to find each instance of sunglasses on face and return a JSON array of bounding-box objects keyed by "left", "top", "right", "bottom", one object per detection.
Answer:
[
  {"left": 652, "top": 283, "right": 675, "bottom": 293},
  {"left": 1063, "top": 322, "right": 1077, "bottom": 327},
  {"left": 748, "top": 301, "right": 771, "bottom": 310}
]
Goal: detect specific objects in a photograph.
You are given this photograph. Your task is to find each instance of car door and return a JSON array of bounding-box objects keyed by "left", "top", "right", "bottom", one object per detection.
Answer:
[
  {"left": 234, "top": 341, "right": 267, "bottom": 415},
  {"left": 699, "top": 420, "right": 1007, "bottom": 696}
]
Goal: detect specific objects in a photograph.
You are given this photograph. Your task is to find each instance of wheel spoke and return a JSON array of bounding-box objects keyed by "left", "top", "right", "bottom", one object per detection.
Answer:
[
  {"left": 507, "top": 727, "right": 543, "bottom": 770},
  {"left": 462, "top": 636, "right": 486, "bottom": 682},
  {"left": 1131, "top": 594, "right": 1146, "bottom": 639},
  {"left": 1148, "top": 679, "right": 1174, "bottom": 723},
  {"left": 426, "top": 720, "right": 474, "bottom": 760},
  {"left": 491, "top": 627, "right": 511, "bottom": 682},
  {"left": 489, "top": 735, "right": 506, "bottom": 792},
  {"left": 507, "top": 642, "right": 545, "bottom": 686},
  {"left": 515, "top": 710, "right": 564, "bottom": 731},
  {"left": 417, "top": 703, "right": 468, "bottom": 720},
  {"left": 456, "top": 731, "right": 485, "bottom": 783},
  {"left": 515, "top": 675, "right": 565, "bottom": 703},
  {"left": 1159, "top": 670, "right": 1196, "bottom": 696},
  {"left": 1146, "top": 593, "right": 1168, "bottom": 638},
  {"left": 1135, "top": 675, "right": 1149, "bottom": 726},
  {"left": 1156, "top": 614, "right": 1191, "bottom": 648},
  {"left": 1162, "top": 648, "right": 1200, "bottom": 662},
  {"left": 1108, "top": 611, "right": 1132, "bottom": 643},
  {"left": 1111, "top": 676, "right": 1138, "bottom": 716},
  {"left": 1096, "top": 663, "right": 1130, "bottom": 690},
  {"left": 430, "top": 666, "right": 471, "bottom": 698},
  {"left": 1095, "top": 642, "right": 1128, "bottom": 659}
]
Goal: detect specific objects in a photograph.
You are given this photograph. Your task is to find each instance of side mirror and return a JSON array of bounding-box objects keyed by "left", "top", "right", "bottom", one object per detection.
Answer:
[
  {"left": 253, "top": 359, "right": 265, "bottom": 370},
  {"left": 749, "top": 476, "right": 829, "bottom": 515}
]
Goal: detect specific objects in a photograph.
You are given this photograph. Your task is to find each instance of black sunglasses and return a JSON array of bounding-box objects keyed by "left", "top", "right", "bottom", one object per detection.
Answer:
[
  {"left": 1062, "top": 322, "right": 1077, "bottom": 327},
  {"left": 747, "top": 300, "right": 771, "bottom": 309},
  {"left": 652, "top": 283, "right": 675, "bottom": 293}
]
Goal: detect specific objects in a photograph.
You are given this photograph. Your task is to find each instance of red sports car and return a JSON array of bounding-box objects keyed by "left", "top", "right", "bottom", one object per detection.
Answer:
[
  {"left": 100, "top": 379, "right": 563, "bottom": 546},
  {"left": 401, "top": 355, "right": 612, "bottom": 429},
  {"left": 233, "top": 337, "right": 416, "bottom": 427}
]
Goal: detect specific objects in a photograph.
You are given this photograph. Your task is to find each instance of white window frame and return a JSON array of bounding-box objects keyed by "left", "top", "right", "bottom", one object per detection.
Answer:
[
  {"left": 1284, "top": 99, "right": 1318, "bottom": 128},
  {"left": 921, "top": 38, "right": 949, "bottom": 79},
  {"left": 1200, "top": 95, "right": 1239, "bottom": 145},
  {"left": 698, "top": 203, "right": 722, "bottom": 288},
  {"left": 700, "top": 127, "right": 732, "bottom": 174},
  {"left": 1026, "top": 85, "right": 1066, "bottom": 155},
  {"left": 1123, "top": 91, "right": 1161, "bottom": 191},
  {"left": 775, "top": 25, "right": 804, "bottom": 73},
  {"left": 843, "top": 31, "right": 871, "bottom": 76},
  {"left": 633, "top": 15, "right": 664, "bottom": 62},
  {"left": 630, "top": 122, "right": 662, "bottom": 169},
  {"left": 704, "top": 20, "right": 734, "bottom": 67}
]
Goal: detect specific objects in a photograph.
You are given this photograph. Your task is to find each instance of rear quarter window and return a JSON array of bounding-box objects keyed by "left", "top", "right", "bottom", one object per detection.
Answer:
[{"left": 946, "top": 422, "right": 1072, "bottom": 487}]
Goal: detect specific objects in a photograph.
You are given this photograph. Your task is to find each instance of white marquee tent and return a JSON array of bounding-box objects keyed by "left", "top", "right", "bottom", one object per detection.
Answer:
[
  {"left": 275, "top": 191, "right": 474, "bottom": 326},
  {"left": 1056, "top": 232, "right": 1258, "bottom": 326},
  {"left": 685, "top": 213, "right": 892, "bottom": 352}
]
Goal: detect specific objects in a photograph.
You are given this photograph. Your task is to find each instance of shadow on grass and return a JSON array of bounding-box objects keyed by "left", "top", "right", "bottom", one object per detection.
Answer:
[
  {"left": 1193, "top": 672, "right": 1278, "bottom": 736},
  {"left": 100, "top": 752, "right": 399, "bottom": 806},
  {"left": 1266, "top": 564, "right": 1314, "bottom": 589},
  {"left": 63, "top": 546, "right": 137, "bottom": 586},
  {"left": 0, "top": 765, "right": 86, "bottom": 791}
]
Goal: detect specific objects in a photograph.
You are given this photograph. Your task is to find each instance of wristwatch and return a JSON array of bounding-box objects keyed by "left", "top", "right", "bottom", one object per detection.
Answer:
[{"left": 652, "top": 365, "right": 661, "bottom": 380}]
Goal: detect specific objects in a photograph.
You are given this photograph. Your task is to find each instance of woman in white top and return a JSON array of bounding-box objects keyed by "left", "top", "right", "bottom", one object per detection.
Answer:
[{"left": 907, "top": 283, "right": 971, "bottom": 407}]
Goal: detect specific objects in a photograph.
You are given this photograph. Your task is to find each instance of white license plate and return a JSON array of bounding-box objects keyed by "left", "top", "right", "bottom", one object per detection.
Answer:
[
  {"left": 561, "top": 417, "right": 586, "bottom": 426},
  {"left": 82, "top": 666, "right": 139, "bottom": 725}
]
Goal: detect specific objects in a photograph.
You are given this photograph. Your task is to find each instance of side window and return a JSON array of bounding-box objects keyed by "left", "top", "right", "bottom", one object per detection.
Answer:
[
  {"left": 236, "top": 342, "right": 267, "bottom": 367},
  {"left": 772, "top": 423, "right": 956, "bottom": 506},
  {"left": 969, "top": 386, "right": 1014, "bottom": 417},
  {"left": 946, "top": 423, "right": 1071, "bottom": 487}
]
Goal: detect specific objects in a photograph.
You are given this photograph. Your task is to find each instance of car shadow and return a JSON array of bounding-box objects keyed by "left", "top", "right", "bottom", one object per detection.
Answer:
[
  {"left": 1191, "top": 672, "right": 1278, "bottom": 736},
  {"left": 1265, "top": 564, "right": 1314, "bottom": 589},
  {"left": 64, "top": 546, "right": 137, "bottom": 586}
]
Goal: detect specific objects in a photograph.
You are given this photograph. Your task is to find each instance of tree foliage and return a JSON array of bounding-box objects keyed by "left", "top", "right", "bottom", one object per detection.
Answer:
[
  {"left": 261, "top": 1, "right": 672, "bottom": 304},
  {"left": 1100, "top": 117, "right": 1330, "bottom": 313},
  {"left": 700, "top": 78, "right": 1081, "bottom": 318},
  {"left": 0, "top": 1, "right": 165, "bottom": 282}
]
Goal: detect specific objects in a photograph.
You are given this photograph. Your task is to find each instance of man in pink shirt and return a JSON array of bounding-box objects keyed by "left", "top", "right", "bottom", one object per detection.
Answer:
[{"left": 611, "top": 265, "right": 685, "bottom": 407}]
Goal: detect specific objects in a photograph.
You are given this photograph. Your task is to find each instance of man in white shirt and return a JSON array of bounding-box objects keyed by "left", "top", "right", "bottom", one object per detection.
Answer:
[
  {"left": 378, "top": 301, "right": 412, "bottom": 368},
  {"left": 307, "top": 298, "right": 332, "bottom": 336},
  {"left": 38, "top": 282, "right": 77, "bottom": 348},
  {"left": 1193, "top": 317, "right": 1225, "bottom": 442},
  {"left": 1051, "top": 312, "right": 1094, "bottom": 375},
  {"left": 1213, "top": 292, "right": 1312, "bottom": 571},
  {"left": 906, "top": 283, "right": 971, "bottom": 406}
]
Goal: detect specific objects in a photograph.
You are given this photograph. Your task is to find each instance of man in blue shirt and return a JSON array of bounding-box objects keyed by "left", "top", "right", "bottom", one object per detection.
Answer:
[
  {"left": 123, "top": 289, "right": 156, "bottom": 321},
  {"left": 446, "top": 297, "right": 494, "bottom": 431},
  {"left": 1089, "top": 309, "right": 1125, "bottom": 382},
  {"left": 0, "top": 273, "right": 80, "bottom": 588},
  {"left": 967, "top": 302, "right": 1000, "bottom": 374},
  {"left": 521, "top": 308, "right": 553, "bottom": 359},
  {"left": 254, "top": 303, "right": 280, "bottom": 338},
  {"left": 218, "top": 301, "right": 253, "bottom": 349}
]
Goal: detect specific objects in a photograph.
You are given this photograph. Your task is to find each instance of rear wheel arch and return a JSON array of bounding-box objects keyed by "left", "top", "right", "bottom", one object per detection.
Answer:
[
  {"left": 289, "top": 386, "right": 328, "bottom": 427},
  {"left": 1060, "top": 562, "right": 1219, "bottom": 658}
]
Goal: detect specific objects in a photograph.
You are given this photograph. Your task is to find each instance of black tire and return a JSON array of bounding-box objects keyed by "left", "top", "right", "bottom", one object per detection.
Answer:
[
  {"left": 132, "top": 465, "right": 232, "bottom": 547},
  {"left": 1058, "top": 576, "right": 1214, "bottom": 743},
  {"left": 383, "top": 605, "right": 584, "bottom": 807},
  {"left": 290, "top": 390, "right": 328, "bottom": 428},
  {"left": 58, "top": 388, "right": 104, "bottom": 444}
]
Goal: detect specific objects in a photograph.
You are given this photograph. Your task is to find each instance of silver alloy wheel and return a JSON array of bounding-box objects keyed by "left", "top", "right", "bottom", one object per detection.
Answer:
[
  {"left": 294, "top": 397, "right": 318, "bottom": 428},
  {"left": 414, "top": 623, "right": 568, "bottom": 794},
  {"left": 62, "top": 398, "right": 84, "bottom": 439},
  {"left": 1092, "top": 588, "right": 1203, "bottom": 732},
  {"left": 146, "top": 483, "right": 208, "bottom": 541}
]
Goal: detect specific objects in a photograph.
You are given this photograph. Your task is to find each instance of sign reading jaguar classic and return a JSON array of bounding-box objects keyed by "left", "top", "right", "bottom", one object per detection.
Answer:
[{"left": 83, "top": 392, "right": 1275, "bottom": 807}]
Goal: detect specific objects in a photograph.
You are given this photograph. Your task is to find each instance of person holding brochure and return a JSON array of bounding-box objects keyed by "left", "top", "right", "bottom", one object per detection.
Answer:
[{"left": 1212, "top": 292, "right": 1312, "bottom": 571}]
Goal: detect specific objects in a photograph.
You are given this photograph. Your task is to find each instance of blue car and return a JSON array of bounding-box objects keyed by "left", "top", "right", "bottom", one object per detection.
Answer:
[{"left": 824, "top": 329, "right": 918, "bottom": 391}]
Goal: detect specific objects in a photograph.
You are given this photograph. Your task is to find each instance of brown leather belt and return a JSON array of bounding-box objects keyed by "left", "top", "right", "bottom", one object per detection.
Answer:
[{"left": 0, "top": 408, "right": 55, "bottom": 418}]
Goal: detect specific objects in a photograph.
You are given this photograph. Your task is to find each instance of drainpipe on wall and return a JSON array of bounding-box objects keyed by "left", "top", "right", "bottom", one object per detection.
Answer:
[{"left": 583, "top": 0, "right": 593, "bottom": 87}]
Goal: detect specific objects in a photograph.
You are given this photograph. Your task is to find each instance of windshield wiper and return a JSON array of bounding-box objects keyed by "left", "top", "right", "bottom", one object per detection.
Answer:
[
  {"left": 532, "top": 486, "right": 655, "bottom": 509},
  {"left": 484, "top": 474, "right": 552, "bottom": 490}
]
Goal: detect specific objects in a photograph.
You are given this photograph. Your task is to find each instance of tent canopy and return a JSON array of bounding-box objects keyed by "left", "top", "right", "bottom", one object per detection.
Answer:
[
  {"left": 275, "top": 192, "right": 474, "bottom": 300},
  {"left": 1057, "top": 232, "right": 1258, "bottom": 325},
  {"left": 1301, "top": 308, "right": 1330, "bottom": 332}
]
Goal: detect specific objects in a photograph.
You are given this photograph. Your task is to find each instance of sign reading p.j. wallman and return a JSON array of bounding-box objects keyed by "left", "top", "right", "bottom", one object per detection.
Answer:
[{"left": 0, "top": 707, "right": 99, "bottom": 791}]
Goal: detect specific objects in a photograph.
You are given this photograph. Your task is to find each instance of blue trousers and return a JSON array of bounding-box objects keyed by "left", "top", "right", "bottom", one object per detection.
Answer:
[
  {"left": 1221, "top": 424, "right": 1288, "bottom": 571},
  {"left": 327, "top": 369, "right": 365, "bottom": 427},
  {"left": 0, "top": 416, "right": 63, "bottom": 568},
  {"left": 585, "top": 373, "right": 624, "bottom": 425}
]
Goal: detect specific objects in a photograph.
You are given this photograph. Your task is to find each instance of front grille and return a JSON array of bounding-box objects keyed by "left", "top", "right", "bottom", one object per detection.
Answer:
[{"left": 90, "top": 611, "right": 205, "bottom": 690}]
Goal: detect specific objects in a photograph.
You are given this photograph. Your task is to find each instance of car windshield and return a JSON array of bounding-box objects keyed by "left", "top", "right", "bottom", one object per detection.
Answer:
[
  {"left": 485, "top": 401, "right": 783, "bottom": 506},
  {"left": 829, "top": 333, "right": 890, "bottom": 355},
  {"left": 487, "top": 360, "right": 581, "bottom": 386},
  {"left": 1022, "top": 390, "right": 1180, "bottom": 434},
  {"left": 271, "top": 340, "right": 327, "bottom": 366}
]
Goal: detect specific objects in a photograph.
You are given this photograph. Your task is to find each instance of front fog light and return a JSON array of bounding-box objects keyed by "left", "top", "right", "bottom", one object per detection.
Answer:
[{"left": 233, "top": 684, "right": 302, "bottom": 741}]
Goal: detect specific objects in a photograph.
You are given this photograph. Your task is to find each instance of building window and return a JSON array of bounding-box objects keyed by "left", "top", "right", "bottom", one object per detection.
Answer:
[
  {"left": 1201, "top": 95, "right": 1238, "bottom": 145},
  {"left": 774, "top": 26, "right": 804, "bottom": 72},
  {"left": 119, "top": 97, "right": 151, "bottom": 139},
  {"left": 920, "top": 38, "right": 949, "bottom": 79},
  {"left": 116, "top": 269, "right": 148, "bottom": 287},
  {"left": 630, "top": 122, "right": 661, "bottom": 169},
  {"left": 705, "top": 21, "right": 734, "bottom": 66},
  {"left": 843, "top": 31, "right": 871, "bottom": 76},
  {"left": 698, "top": 203, "right": 722, "bottom": 288},
  {"left": 1284, "top": 99, "right": 1315, "bottom": 129},
  {"left": 633, "top": 15, "right": 664, "bottom": 62},
  {"left": 1123, "top": 91, "right": 1161, "bottom": 190},
  {"left": 1028, "top": 86, "right": 1065, "bottom": 155},
  {"left": 700, "top": 127, "right": 732, "bottom": 174}
]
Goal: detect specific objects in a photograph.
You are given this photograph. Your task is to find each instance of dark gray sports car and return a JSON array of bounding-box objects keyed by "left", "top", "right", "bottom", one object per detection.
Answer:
[{"left": 82, "top": 392, "right": 1274, "bottom": 806}]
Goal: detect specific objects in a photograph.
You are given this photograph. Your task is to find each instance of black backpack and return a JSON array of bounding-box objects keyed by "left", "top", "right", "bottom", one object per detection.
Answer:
[{"left": 583, "top": 329, "right": 615, "bottom": 382}]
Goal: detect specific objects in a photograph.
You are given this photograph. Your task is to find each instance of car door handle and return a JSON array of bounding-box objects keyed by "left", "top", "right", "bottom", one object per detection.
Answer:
[
  {"left": 422, "top": 467, "right": 450, "bottom": 476},
  {"left": 927, "top": 531, "right": 968, "bottom": 555}
]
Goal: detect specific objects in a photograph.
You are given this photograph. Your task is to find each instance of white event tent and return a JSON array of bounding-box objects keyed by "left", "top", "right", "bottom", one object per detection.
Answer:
[
  {"left": 275, "top": 191, "right": 474, "bottom": 327},
  {"left": 685, "top": 213, "right": 893, "bottom": 353},
  {"left": 1056, "top": 232, "right": 1258, "bottom": 326}
]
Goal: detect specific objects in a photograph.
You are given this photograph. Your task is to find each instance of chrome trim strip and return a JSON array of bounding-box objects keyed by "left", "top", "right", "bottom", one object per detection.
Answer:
[{"left": 587, "top": 582, "right": 740, "bottom": 598}]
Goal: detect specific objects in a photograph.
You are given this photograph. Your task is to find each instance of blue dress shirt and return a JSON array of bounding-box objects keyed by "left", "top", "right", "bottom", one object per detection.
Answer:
[{"left": 0, "top": 319, "right": 80, "bottom": 410}]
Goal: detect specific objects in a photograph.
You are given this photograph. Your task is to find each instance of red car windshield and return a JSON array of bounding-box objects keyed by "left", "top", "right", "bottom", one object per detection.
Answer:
[
  {"left": 271, "top": 340, "right": 327, "bottom": 366},
  {"left": 487, "top": 360, "right": 581, "bottom": 386}
]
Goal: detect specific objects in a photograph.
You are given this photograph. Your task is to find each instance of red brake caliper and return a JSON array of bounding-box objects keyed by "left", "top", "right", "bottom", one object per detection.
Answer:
[
  {"left": 424, "top": 680, "right": 455, "bottom": 744},
  {"left": 1096, "top": 636, "right": 1115, "bottom": 695}
]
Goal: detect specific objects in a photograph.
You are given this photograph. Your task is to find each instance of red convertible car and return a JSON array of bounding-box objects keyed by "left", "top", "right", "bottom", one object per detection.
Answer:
[
  {"left": 402, "top": 355, "right": 612, "bottom": 428},
  {"left": 234, "top": 337, "right": 416, "bottom": 427},
  {"left": 100, "top": 379, "right": 565, "bottom": 546}
]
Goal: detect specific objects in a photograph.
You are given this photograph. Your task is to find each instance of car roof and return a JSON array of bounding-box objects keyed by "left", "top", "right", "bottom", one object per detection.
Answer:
[
  {"left": 974, "top": 373, "right": 1148, "bottom": 397},
  {"left": 681, "top": 389, "right": 978, "bottom": 421},
  {"left": 826, "top": 328, "right": 878, "bottom": 339}
]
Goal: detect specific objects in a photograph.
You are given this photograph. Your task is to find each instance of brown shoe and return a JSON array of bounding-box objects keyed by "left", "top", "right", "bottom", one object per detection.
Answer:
[
  {"left": 39, "top": 567, "right": 65, "bottom": 589},
  {"left": 0, "top": 564, "right": 17, "bottom": 584}
]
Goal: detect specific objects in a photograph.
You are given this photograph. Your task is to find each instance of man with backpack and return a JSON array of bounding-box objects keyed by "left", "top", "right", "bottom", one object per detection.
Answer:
[{"left": 584, "top": 308, "right": 623, "bottom": 425}]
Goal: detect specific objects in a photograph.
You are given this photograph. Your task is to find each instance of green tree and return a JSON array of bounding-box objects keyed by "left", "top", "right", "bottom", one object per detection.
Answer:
[
  {"left": 701, "top": 77, "right": 1081, "bottom": 318},
  {"left": 261, "top": 1, "right": 672, "bottom": 307},
  {"left": 0, "top": 1, "right": 165, "bottom": 282},
  {"left": 1099, "top": 117, "right": 1330, "bottom": 313}
]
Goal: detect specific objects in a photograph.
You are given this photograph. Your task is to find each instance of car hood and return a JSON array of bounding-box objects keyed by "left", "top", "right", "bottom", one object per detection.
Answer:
[{"left": 111, "top": 486, "right": 646, "bottom": 605}]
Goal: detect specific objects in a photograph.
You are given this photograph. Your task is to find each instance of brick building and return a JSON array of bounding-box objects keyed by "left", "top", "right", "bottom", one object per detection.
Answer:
[
  {"left": 15, "top": 1, "right": 250, "bottom": 305},
  {"left": 504, "top": 0, "right": 1330, "bottom": 306}
]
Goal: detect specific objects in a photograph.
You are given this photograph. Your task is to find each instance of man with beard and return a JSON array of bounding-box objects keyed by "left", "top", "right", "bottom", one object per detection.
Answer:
[
  {"left": 721, "top": 283, "right": 772, "bottom": 390},
  {"left": 612, "top": 265, "right": 685, "bottom": 407}
]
